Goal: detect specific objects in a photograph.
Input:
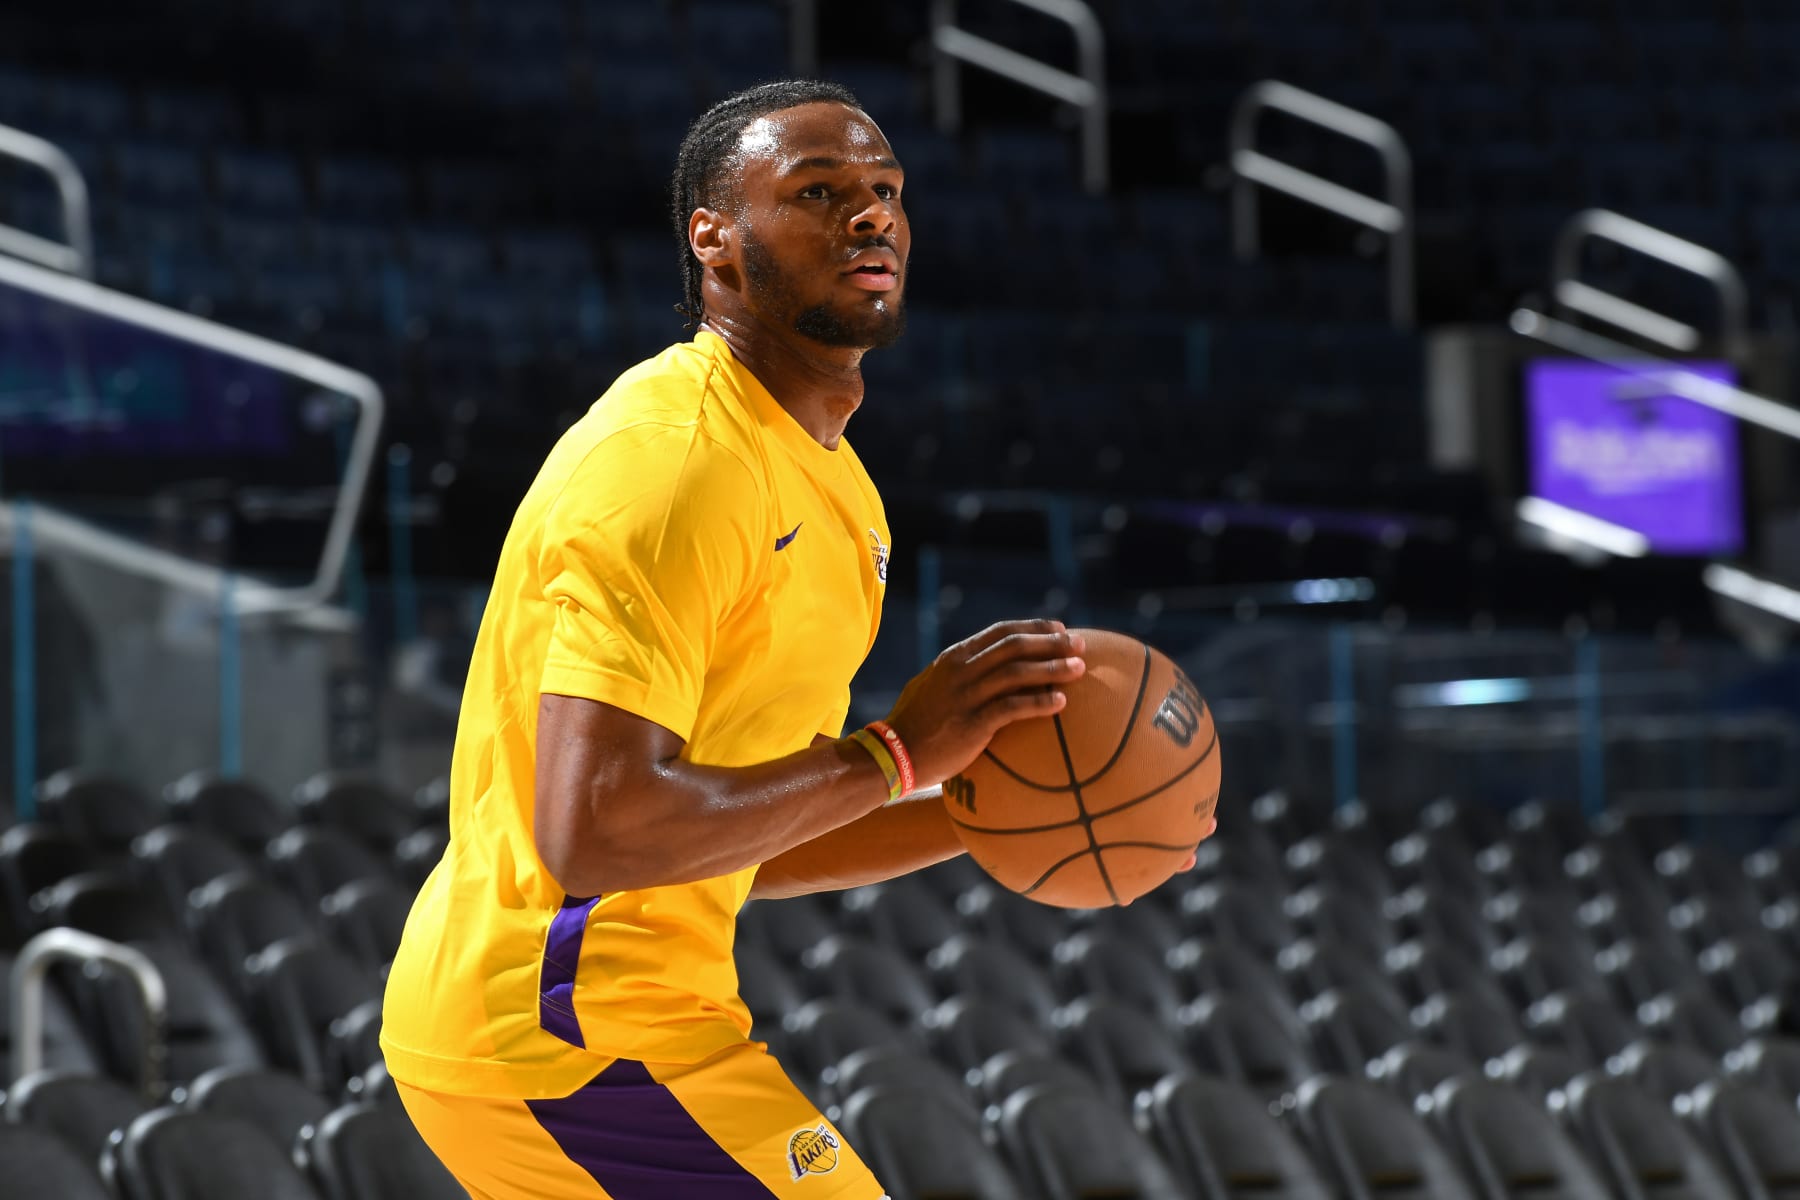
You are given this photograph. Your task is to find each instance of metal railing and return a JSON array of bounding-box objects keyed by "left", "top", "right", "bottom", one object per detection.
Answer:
[
  {"left": 11, "top": 928, "right": 167, "bottom": 1100},
  {"left": 1550, "top": 208, "right": 1749, "bottom": 358},
  {"left": 0, "top": 123, "right": 93, "bottom": 278},
  {"left": 930, "top": 0, "right": 1109, "bottom": 194},
  {"left": 1228, "top": 81, "right": 1415, "bottom": 328},
  {"left": 0, "top": 250, "right": 384, "bottom": 615}
]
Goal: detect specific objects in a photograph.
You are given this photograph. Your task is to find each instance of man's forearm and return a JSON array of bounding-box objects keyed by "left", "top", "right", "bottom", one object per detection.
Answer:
[{"left": 748, "top": 787, "right": 963, "bottom": 899}]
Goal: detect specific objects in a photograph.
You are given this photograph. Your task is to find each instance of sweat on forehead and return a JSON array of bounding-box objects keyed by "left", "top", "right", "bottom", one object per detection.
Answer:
[{"left": 729, "top": 103, "right": 885, "bottom": 168}]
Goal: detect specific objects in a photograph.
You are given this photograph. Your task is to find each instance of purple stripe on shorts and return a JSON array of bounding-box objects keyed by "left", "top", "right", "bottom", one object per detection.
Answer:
[
  {"left": 537, "top": 894, "right": 600, "bottom": 1048},
  {"left": 527, "top": 1058, "right": 780, "bottom": 1199}
]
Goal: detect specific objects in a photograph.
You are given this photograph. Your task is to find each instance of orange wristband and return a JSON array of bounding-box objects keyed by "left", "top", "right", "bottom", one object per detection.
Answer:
[{"left": 863, "top": 720, "right": 916, "bottom": 795}]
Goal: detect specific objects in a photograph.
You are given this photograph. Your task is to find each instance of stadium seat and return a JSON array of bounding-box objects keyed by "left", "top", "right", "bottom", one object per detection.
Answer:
[
  {"left": 967, "top": 1048, "right": 1098, "bottom": 1110},
  {"left": 0, "top": 948, "right": 100, "bottom": 1077},
  {"left": 1489, "top": 1043, "right": 1584, "bottom": 1105},
  {"left": 1723, "top": 1037, "right": 1800, "bottom": 1104},
  {"left": 1636, "top": 986, "right": 1748, "bottom": 1058},
  {"left": 1595, "top": 937, "right": 1700, "bottom": 1011},
  {"left": 820, "top": 1044, "right": 976, "bottom": 1116},
  {"left": 184, "top": 1065, "right": 332, "bottom": 1152},
  {"left": 1607, "top": 1040, "right": 1718, "bottom": 1105},
  {"left": 957, "top": 887, "right": 1071, "bottom": 959},
  {"left": 4, "top": 1068, "right": 150, "bottom": 1163},
  {"left": 1283, "top": 885, "right": 1393, "bottom": 961},
  {"left": 1052, "top": 996, "right": 1192, "bottom": 1105},
  {"left": 1280, "top": 938, "right": 1404, "bottom": 1010},
  {"left": 33, "top": 870, "right": 175, "bottom": 944},
  {"left": 1180, "top": 880, "right": 1298, "bottom": 957},
  {"left": 299, "top": 1100, "right": 465, "bottom": 1200},
  {"left": 1429, "top": 1076, "right": 1611, "bottom": 1200},
  {"left": 318, "top": 878, "right": 411, "bottom": 969},
  {"left": 998, "top": 1084, "right": 1185, "bottom": 1199},
  {"left": 0, "top": 824, "right": 96, "bottom": 933},
  {"left": 392, "top": 827, "right": 447, "bottom": 888},
  {"left": 1491, "top": 937, "right": 1604, "bottom": 1006},
  {"left": 129, "top": 825, "right": 250, "bottom": 924},
  {"left": 1284, "top": 833, "right": 1392, "bottom": 908},
  {"left": 738, "top": 895, "right": 836, "bottom": 959},
  {"left": 0, "top": 1124, "right": 112, "bottom": 1199},
  {"left": 1522, "top": 990, "right": 1639, "bottom": 1068},
  {"left": 800, "top": 936, "right": 939, "bottom": 1025},
  {"left": 1139, "top": 1073, "right": 1334, "bottom": 1200},
  {"left": 912, "top": 855, "right": 988, "bottom": 901},
  {"left": 840, "top": 1085, "right": 1026, "bottom": 1200},
  {"left": 839, "top": 879, "right": 959, "bottom": 959},
  {"left": 1384, "top": 937, "right": 1498, "bottom": 1007},
  {"left": 1743, "top": 845, "right": 1800, "bottom": 907},
  {"left": 779, "top": 999, "right": 912, "bottom": 1085},
  {"left": 1385, "top": 885, "right": 1500, "bottom": 958},
  {"left": 103, "top": 1107, "right": 322, "bottom": 1200},
  {"left": 244, "top": 938, "right": 382, "bottom": 1092},
  {"left": 1299, "top": 985, "right": 1415, "bottom": 1075},
  {"left": 1562, "top": 1074, "right": 1737, "bottom": 1200},
  {"left": 1699, "top": 932, "right": 1797, "bottom": 1012},
  {"left": 1410, "top": 989, "right": 1528, "bottom": 1064},
  {"left": 325, "top": 998, "right": 384, "bottom": 1082},
  {"left": 188, "top": 873, "right": 315, "bottom": 999},
  {"left": 1168, "top": 939, "right": 1306, "bottom": 1039},
  {"left": 734, "top": 942, "right": 807, "bottom": 1027},
  {"left": 1051, "top": 931, "right": 1185, "bottom": 1022},
  {"left": 1179, "top": 994, "right": 1315, "bottom": 1104},
  {"left": 291, "top": 772, "right": 414, "bottom": 851},
  {"left": 1685, "top": 1079, "right": 1800, "bottom": 1200},
  {"left": 1295, "top": 1075, "right": 1480, "bottom": 1199},
  {"left": 1077, "top": 896, "right": 1187, "bottom": 957},
  {"left": 265, "top": 827, "right": 396, "bottom": 908},
  {"left": 162, "top": 771, "right": 292, "bottom": 850},
  {"left": 924, "top": 934, "right": 1061, "bottom": 1026},
  {"left": 36, "top": 769, "right": 163, "bottom": 854},
  {"left": 920, "top": 995, "right": 1055, "bottom": 1074},
  {"left": 74, "top": 936, "right": 266, "bottom": 1086}
]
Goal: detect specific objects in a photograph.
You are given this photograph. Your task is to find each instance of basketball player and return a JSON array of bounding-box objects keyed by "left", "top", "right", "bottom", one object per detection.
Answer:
[{"left": 380, "top": 80, "right": 1129, "bottom": 1198}]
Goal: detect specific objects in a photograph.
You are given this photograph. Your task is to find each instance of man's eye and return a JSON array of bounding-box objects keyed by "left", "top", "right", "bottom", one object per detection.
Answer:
[
  {"left": 801, "top": 185, "right": 829, "bottom": 199},
  {"left": 875, "top": 185, "right": 898, "bottom": 200}
]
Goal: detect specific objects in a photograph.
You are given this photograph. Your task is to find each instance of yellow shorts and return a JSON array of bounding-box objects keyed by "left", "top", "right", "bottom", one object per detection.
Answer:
[{"left": 396, "top": 1042, "right": 889, "bottom": 1200}]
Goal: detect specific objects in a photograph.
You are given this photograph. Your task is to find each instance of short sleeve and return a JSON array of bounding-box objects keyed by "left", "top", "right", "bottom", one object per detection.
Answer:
[
  {"left": 537, "top": 426, "right": 763, "bottom": 741},
  {"left": 818, "top": 685, "right": 852, "bottom": 741}
]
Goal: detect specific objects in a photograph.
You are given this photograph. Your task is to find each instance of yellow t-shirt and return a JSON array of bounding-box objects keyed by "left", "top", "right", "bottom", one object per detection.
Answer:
[{"left": 380, "top": 330, "right": 889, "bottom": 1098}]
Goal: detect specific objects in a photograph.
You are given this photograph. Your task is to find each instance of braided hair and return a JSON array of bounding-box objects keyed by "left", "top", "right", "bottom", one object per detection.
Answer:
[{"left": 669, "top": 79, "right": 863, "bottom": 329}]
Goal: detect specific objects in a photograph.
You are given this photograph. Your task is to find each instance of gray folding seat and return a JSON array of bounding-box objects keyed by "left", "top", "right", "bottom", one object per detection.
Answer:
[
  {"left": 1169, "top": 938, "right": 1305, "bottom": 1036},
  {"left": 1565, "top": 843, "right": 1665, "bottom": 911},
  {"left": 103, "top": 1108, "right": 323, "bottom": 1200},
  {"left": 998, "top": 1084, "right": 1186, "bottom": 1199},
  {"left": 265, "top": 827, "right": 395, "bottom": 909},
  {"left": 1283, "top": 887, "right": 1393, "bottom": 962},
  {"left": 162, "top": 770, "right": 291, "bottom": 852},
  {"left": 841, "top": 1085, "right": 1026, "bottom": 1200},
  {"left": 1055, "top": 995, "right": 1194, "bottom": 1105},
  {"left": 735, "top": 941, "right": 807, "bottom": 1031},
  {"left": 1385, "top": 884, "right": 1500, "bottom": 958},
  {"left": 1280, "top": 938, "right": 1404, "bottom": 1010},
  {"left": 0, "top": 823, "right": 96, "bottom": 935},
  {"left": 1655, "top": 844, "right": 1760, "bottom": 912},
  {"left": 1686, "top": 1078, "right": 1800, "bottom": 1200},
  {"left": 924, "top": 934, "right": 1060, "bottom": 1025},
  {"left": 1300, "top": 985, "right": 1415, "bottom": 1075},
  {"left": 1387, "top": 831, "right": 1483, "bottom": 900},
  {"left": 1367, "top": 1041, "right": 1476, "bottom": 1101},
  {"left": 1699, "top": 931, "right": 1797, "bottom": 1012},
  {"left": 188, "top": 873, "right": 315, "bottom": 1001},
  {"left": 409, "top": 776, "right": 449, "bottom": 827},
  {"left": 1141, "top": 1073, "right": 1334, "bottom": 1200},
  {"left": 920, "top": 995, "right": 1054, "bottom": 1074},
  {"left": 1051, "top": 930, "right": 1183, "bottom": 1022},
  {"left": 1295, "top": 1075, "right": 1480, "bottom": 1200},
  {"left": 968, "top": 1048, "right": 1096, "bottom": 1110},
  {"left": 1284, "top": 832, "right": 1392, "bottom": 909},
  {"left": 1595, "top": 937, "right": 1699, "bottom": 1011},
  {"left": 1181, "top": 994, "right": 1316, "bottom": 1104},
  {"left": 959, "top": 886, "right": 1072, "bottom": 959},
  {"left": 1475, "top": 839, "right": 1576, "bottom": 900},
  {"left": 37, "top": 769, "right": 164, "bottom": 856},
  {"left": 1607, "top": 1039, "right": 1719, "bottom": 1105},
  {"left": 299, "top": 1101, "right": 466, "bottom": 1200},
  {"left": 1506, "top": 801, "right": 1590, "bottom": 860},
  {"left": 0, "top": 950, "right": 99, "bottom": 1076},
  {"left": 291, "top": 771, "right": 414, "bottom": 852},
  {"left": 185, "top": 1065, "right": 333, "bottom": 1153},
  {"left": 1523, "top": 990, "right": 1639, "bottom": 1068},
  {"left": 0, "top": 1124, "right": 112, "bottom": 1199},
  {"left": 1411, "top": 989, "right": 1527, "bottom": 1064},
  {"left": 1385, "top": 938, "right": 1506, "bottom": 1008},
  {"left": 129, "top": 825, "right": 249, "bottom": 924},
  {"left": 244, "top": 938, "right": 381, "bottom": 1092},
  {"left": 1079, "top": 895, "right": 1185, "bottom": 956},
  {"left": 5, "top": 1068, "right": 149, "bottom": 1163},
  {"left": 1668, "top": 896, "right": 1758, "bottom": 953},
  {"left": 1743, "top": 845, "right": 1800, "bottom": 907},
  {"left": 1483, "top": 890, "right": 1588, "bottom": 947},
  {"left": 913, "top": 853, "right": 988, "bottom": 901},
  {"left": 1429, "top": 1076, "right": 1611, "bottom": 1200},
  {"left": 1589, "top": 810, "right": 1682, "bottom": 860},
  {"left": 1418, "top": 796, "right": 1508, "bottom": 855},
  {"left": 1637, "top": 985, "right": 1748, "bottom": 1057},
  {"left": 840, "top": 877, "right": 960, "bottom": 958},
  {"left": 1492, "top": 936, "right": 1603, "bottom": 1006},
  {"left": 800, "top": 936, "right": 939, "bottom": 1025},
  {"left": 1490, "top": 1043, "right": 1584, "bottom": 1104},
  {"left": 35, "top": 869, "right": 177, "bottom": 944},
  {"left": 1562, "top": 1074, "right": 1737, "bottom": 1200},
  {"left": 392, "top": 827, "right": 447, "bottom": 889},
  {"left": 1180, "top": 880, "right": 1297, "bottom": 958},
  {"left": 780, "top": 999, "right": 911, "bottom": 1084},
  {"left": 1189, "top": 820, "right": 1286, "bottom": 889},
  {"left": 72, "top": 935, "right": 266, "bottom": 1086},
  {"left": 1575, "top": 892, "right": 1678, "bottom": 955},
  {"left": 1724, "top": 1037, "right": 1800, "bottom": 1104},
  {"left": 319, "top": 877, "right": 412, "bottom": 970},
  {"left": 1247, "top": 789, "right": 1328, "bottom": 847},
  {"left": 820, "top": 1045, "right": 976, "bottom": 1116}
]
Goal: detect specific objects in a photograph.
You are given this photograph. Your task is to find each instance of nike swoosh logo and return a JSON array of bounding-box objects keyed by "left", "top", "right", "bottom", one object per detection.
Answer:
[{"left": 774, "top": 522, "right": 803, "bottom": 551}]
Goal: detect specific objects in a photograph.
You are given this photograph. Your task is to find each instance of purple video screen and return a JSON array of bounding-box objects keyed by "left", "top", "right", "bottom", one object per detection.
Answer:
[{"left": 1525, "top": 359, "right": 1744, "bottom": 557}]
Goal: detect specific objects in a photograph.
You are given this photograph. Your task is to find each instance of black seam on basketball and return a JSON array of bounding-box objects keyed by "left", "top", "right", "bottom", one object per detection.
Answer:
[
  {"left": 977, "top": 746, "right": 1074, "bottom": 793},
  {"left": 1072, "top": 640, "right": 1154, "bottom": 788},
  {"left": 1018, "top": 845, "right": 1098, "bottom": 897},
  {"left": 1082, "top": 725, "right": 1219, "bottom": 822},
  {"left": 1053, "top": 711, "right": 1118, "bottom": 906},
  {"left": 1094, "top": 839, "right": 1203, "bottom": 852},
  {"left": 945, "top": 811, "right": 1086, "bottom": 836}
]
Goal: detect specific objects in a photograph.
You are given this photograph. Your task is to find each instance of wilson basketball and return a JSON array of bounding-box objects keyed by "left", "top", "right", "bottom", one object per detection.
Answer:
[{"left": 942, "top": 629, "right": 1221, "bottom": 908}]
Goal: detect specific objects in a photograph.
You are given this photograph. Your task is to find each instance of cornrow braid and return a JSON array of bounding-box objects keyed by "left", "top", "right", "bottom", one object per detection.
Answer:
[{"left": 669, "top": 79, "right": 862, "bottom": 329}]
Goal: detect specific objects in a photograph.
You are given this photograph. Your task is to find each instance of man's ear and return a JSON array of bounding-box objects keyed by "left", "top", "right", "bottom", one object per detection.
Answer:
[{"left": 689, "top": 207, "right": 732, "bottom": 268}]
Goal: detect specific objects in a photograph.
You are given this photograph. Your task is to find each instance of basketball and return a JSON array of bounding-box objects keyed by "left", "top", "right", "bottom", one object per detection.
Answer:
[{"left": 942, "top": 629, "right": 1221, "bottom": 908}]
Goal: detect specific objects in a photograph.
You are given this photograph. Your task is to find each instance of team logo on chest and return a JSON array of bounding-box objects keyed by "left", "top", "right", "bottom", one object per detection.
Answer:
[
  {"left": 868, "top": 528, "right": 889, "bottom": 583},
  {"left": 786, "top": 1123, "right": 841, "bottom": 1180}
]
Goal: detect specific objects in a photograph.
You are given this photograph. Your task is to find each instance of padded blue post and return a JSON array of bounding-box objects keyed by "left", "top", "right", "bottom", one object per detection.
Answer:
[{"left": 11, "top": 500, "right": 35, "bottom": 820}]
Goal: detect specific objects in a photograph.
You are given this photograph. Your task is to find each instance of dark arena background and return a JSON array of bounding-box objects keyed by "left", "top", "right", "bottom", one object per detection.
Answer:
[{"left": 2, "top": 0, "right": 1800, "bottom": 1196}]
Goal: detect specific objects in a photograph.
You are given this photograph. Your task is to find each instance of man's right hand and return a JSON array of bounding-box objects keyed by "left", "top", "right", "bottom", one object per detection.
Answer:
[{"left": 883, "top": 619, "right": 1087, "bottom": 791}]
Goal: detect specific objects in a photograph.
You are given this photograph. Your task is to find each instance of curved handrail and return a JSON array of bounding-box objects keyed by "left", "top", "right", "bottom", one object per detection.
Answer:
[
  {"left": 0, "top": 123, "right": 93, "bottom": 278},
  {"left": 0, "top": 251, "right": 384, "bottom": 615},
  {"left": 1228, "top": 80, "right": 1415, "bottom": 328},
  {"left": 11, "top": 928, "right": 167, "bottom": 1100},
  {"left": 1550, "top": 208, "right": 1749, "bottom": 357},
  {"left": 930, "top": 0, "right": 1109, "bottom": 194}
]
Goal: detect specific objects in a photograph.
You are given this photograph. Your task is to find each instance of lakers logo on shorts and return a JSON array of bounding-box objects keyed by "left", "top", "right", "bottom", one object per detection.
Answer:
[{"left": 786, "top": 1123, "right": 841, "bottom": 1181}]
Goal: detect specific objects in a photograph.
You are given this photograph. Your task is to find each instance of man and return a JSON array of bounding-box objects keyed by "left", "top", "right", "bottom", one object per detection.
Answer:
[{"left": 381, "top": 80, "right": 1104, "bottom": 1198}]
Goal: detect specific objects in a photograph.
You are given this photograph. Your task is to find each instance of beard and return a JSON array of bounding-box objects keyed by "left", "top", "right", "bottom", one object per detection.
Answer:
[{"left": 741, "top": 237, "right": 907, "bottom": 350}]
